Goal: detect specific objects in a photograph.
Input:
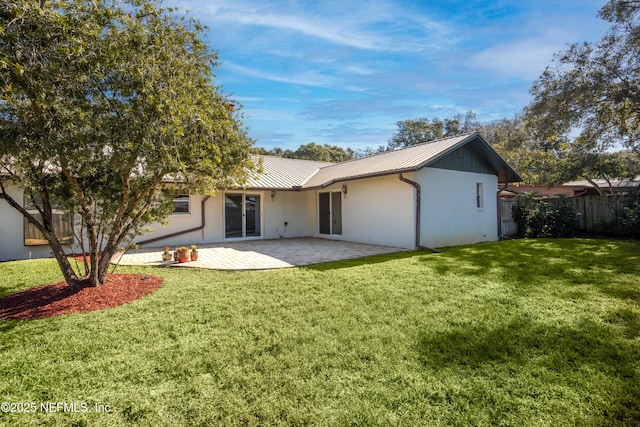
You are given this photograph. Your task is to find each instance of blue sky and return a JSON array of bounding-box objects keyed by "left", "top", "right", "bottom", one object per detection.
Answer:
[{"left": 170, "top": 0, "right": 610, "bottom": 151}]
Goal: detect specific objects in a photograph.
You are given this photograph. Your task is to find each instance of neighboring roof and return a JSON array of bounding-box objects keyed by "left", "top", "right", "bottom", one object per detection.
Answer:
[
  {"left": 502, "top": 184, "right": 580, "bottom": 198},
  {"left": 302, "top": 133, "right": 521, "bottom": 188},
  {"left": 247, "top": 155, "right": 334, "bottom": 190},
  {"left": 564, "top": 176, "right": 640, "bottom": 188},
  {"left": 241, "top": 133, "right": 522, "bottom": 190}
]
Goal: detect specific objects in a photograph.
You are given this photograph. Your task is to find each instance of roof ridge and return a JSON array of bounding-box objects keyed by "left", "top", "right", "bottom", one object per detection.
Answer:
[
  {"left": 254, "top": 154, "right": 334, "bottom": 166},
  {"left": 390, "top": 132, "right": 477, "bottom": 152},
  {"left": 314, "top": 132, "right": 477, "bottom": 171}
]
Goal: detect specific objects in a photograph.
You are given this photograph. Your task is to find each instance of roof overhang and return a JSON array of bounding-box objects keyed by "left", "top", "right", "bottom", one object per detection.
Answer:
[{"left": 316, "top": 167, "right": 419, "bottom": 189}]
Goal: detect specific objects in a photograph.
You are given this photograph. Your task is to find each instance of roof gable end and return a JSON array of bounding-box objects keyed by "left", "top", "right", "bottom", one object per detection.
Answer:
[{"left": 302, "top": 133, "right": 521, "bottom": 188}]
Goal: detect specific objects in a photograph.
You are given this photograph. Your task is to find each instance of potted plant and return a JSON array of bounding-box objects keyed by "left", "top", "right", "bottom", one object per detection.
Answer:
[
  {"left": 162, "top": 246, "right": 173, "bottom": 262},
  {"left": 190, "top": 244, "right": 199, "bottom": 261},
  {"left": 176, "top": 247, "right": 190, "bottom": 263}
]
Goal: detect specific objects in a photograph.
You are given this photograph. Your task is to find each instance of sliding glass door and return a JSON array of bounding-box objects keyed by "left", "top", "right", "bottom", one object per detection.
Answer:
[
  {"left": 225, "top": 193, "right": 262, "bottom": 239},
  {"left": 318, "top": 191, "right": 342, "bottom": 235}
]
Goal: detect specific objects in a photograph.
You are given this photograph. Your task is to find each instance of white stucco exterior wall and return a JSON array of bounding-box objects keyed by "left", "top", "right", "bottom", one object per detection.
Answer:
[
  {"left": 136, "top": 190, "right": 313, "bottom": 248},
  {"left": 263, "top": 190, "right": 311, "bottom": 239},
  {"left": 2, "top": 166, "right": 502, "bottom": 261},
  {"left": 0, "top": 183, "right": 58, "bottom": 261},
  {"left": 135, "top": 194, "right": 222, "bottom": 248},
  {"left": 415, "top": 167, "right": 498, "bottom": 248},
  {"left": 314, "top": 175, "right": 416, "bottom": 249}
]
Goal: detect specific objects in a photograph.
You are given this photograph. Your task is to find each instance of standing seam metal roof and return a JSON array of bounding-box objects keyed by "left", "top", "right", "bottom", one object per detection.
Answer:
[
  {"left": 302, "top": 134, "right": 474, "bottom": 188},
  {"left": 246, "top": 156, "right": 334, "bottom": 189},
  {"left": 246, "top": 133, "right": 521, "bottom": 190}
]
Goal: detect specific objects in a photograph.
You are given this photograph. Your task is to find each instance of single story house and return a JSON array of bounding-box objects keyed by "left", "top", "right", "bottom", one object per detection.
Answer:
[{"left": 0, "top": 133, "right": 521, "bottom": 261}]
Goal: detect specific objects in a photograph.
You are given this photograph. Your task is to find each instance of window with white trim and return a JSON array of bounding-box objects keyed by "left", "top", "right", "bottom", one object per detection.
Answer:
[{"left": 172, "top": 194, "right": 190, "bottom": 214}]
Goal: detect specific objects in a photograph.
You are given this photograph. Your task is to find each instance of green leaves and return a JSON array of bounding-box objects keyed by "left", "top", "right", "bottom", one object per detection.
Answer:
[
  {"left": 0, "top": 0, "right": 256, "bottom": 286},
  {"left": 388, "top": 111, "right": 480, "bottom": 150},
  {"left": 526, "top": 0, "right": 640, "bottom": 153},
  {"left": 519, "top": 0, "right": 640, "bottom": 187}
]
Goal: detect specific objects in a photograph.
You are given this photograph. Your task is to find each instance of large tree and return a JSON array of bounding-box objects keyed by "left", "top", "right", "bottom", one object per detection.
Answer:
[
  {"left": 256, "top": 142, "right": 355, "bottom": 162},
  {"left": 524, "top": 0, "right": 640, "bottom": 191},
  {"left": 480, "top": 116, "right": 556, "bottom": 185},
  {"left": 485, "top": 116, "right": 639, "bottom": 189},
  {"left": 388, "top": 111, "right": 480, "bottom": 150},
  {"left": 0, "top": 0, "right": 256, "bottom": 288}
]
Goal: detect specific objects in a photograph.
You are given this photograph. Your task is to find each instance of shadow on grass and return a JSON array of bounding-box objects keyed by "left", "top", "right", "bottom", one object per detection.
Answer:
[
  {"left": 304, "top": 250, "right": 422, "bottom": 271},
  {"left": 422, "top": 238, "right": 640, "bottom": 288},
  {"left": 417, "top": 315, "right": 640, "bottom": 423}
]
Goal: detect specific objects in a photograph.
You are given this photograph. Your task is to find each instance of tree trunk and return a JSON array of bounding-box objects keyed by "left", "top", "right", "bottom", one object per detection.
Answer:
[
  {"left": 0, "top": 184, "right": 85, "bottom": 290},
  {"left": 46, "top": 232, "right": 85, "bottom": 290},
  {"left": 585, "top": 177, "right": 606, "bottom": 196}
]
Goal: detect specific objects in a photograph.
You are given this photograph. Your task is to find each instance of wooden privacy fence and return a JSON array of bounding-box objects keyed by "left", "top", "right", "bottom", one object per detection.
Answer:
[
  {"left": 572, "top": 194, "right": 631, "bottom": 234},
  {"left": 500, "top": 194, "right": 637, "bottom": 237},
  {"left": 500, "top": 198, "right": 519, "bottom": 237}
]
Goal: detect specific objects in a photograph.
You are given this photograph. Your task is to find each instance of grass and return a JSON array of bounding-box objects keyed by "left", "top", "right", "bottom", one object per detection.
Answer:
[{"left": 0, "top": 238, "right": 638, "bottom": 426}]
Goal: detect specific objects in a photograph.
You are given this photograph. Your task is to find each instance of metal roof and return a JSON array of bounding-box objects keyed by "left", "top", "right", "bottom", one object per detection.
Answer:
[
  {"left": 302, "top": 134, "right": 472, "bottom": 188},
  {"left": 302, "top": 133, "right": 521, "bottom": 188},
  {"left": 246, "top": 156, "right": 334, "bottom": 189},
  {"left": 245, "top": 134, "right": 522, "bottom": 190},
  {"left": 564, "top": 176, "right": 640, "bottom": 188}
]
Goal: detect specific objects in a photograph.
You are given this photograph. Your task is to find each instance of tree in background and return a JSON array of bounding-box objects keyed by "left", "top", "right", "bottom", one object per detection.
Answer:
[
  {"left": 480, "top": 116, "right": 559, "bottom": 185},
  {"left": 257, "top": 143, "right": 354, "bottom": 162},
  {"left": 524, "top": 0, "right": 640, "bottom": 193},
  {"left": 384, "top": 110, "right": 639, "bottom": 190},
  {"left": 0, "top": 0, "right": 256, "bottom": 288},
  {"left": 387, "top": 111, "right": 480, "bottom": 150}
]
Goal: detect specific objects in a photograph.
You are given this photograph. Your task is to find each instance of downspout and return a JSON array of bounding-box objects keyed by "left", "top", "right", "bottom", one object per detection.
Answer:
[
  {"left": 398, "top": 174, "right": 439, "bottom": 253},
  {"left": 137, "top": 195, "right": 211, "bottom": 246},
  {"left": 497, "top": 184, "right": 507, "bottom": 239}
]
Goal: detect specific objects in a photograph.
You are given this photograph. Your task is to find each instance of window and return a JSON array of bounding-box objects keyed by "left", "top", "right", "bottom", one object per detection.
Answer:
[
  {"left": 24, "top": 196, "right": 73, "bottom": 246},
  {"left": 476, "top": 183, "right": 484, "bottom": 209},
  {"left": 172, "top": 194, "right": 190, "bottom": 214},
  {"left": 457, "top": 147, "right": 465, "bottom": 159}
]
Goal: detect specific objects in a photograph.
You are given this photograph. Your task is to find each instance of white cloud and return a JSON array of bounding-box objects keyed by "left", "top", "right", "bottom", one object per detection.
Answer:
[
  {"left": 224, "top": 62, "right": 340, "bottom": 87},
  {"left": 212, "top": 9, "right": 387, "bottom": 51},
  {"left": 468, "top": 39, "right": 561, "bottom": 80},
  {"left": 181, "top": 0, "right": 455, "bottom": 53}
]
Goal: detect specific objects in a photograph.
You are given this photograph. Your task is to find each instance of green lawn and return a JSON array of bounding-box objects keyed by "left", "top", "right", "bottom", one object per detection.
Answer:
[{"left": 0, "top": 238, "right": 639, "bottom": 426}]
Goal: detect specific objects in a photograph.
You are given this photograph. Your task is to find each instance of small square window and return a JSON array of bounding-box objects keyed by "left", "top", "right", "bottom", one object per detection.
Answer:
[
  {"left": 172, "top": 195, "right": 190, "bottom": 214},
  {"left": 476, "top": 183, "right": 484, "bottom": 209}
]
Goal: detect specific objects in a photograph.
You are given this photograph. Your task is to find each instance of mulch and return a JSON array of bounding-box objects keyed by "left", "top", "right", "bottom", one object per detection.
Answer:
[{"left": 0, "top": 274, "right": 163, "bottom": 320}]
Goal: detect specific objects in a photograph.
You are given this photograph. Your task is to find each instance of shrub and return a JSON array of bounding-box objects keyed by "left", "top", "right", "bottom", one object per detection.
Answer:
[
  {"left": 617, "top": 192, "right": 640, "bottom": 238},
  {"left": 512, "top": 194, "right": 579, "bottom": 238}
]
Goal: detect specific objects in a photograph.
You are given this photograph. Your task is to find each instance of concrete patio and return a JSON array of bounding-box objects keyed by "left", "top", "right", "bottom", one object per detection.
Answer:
[{"left": 115, "top": 238, "right": 407, "bottom": 270}]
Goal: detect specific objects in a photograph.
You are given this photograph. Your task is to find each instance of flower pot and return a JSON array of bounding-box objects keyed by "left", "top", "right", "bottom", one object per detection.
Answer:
[
  {"left": 190, "top": 250, "right": 199, "bottom": 262},
  {"left": 173, "top": 251, "right": 179, "bottom": 262},
  {"left": 177, "top": 250, "right": 189, "bottom": 263},
  {"left": 162, "top": 253, "right": 173, "bottom": 262}
]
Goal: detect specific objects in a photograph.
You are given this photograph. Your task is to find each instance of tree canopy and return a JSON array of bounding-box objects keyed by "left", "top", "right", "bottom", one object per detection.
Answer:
[
  {"left": 387, "top": 111, "right": 480, "bottom": 150},
  {"left": 521, "top": 0, "right": 640, "bottom": 192},
  {"left": 385, "top": 109, "right": 639, "bottom": 191},
  {"left": 256, "top": 142, "right": 355, "bottom": 162},
  {"left": 0, "top": 0, "right": 256, "bottom": 288}
]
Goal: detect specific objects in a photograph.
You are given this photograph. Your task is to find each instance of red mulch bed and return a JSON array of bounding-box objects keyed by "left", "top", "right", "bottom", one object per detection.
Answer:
[{"left": 0, "top": 274, "right": 162, "bottom": 320}]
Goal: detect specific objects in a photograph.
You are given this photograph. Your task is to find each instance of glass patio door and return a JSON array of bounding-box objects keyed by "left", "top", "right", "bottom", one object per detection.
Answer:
[
  {"left": 225, "top": 193, "right": 261, "bottom": 239},
  {"left": 319, "top": 191, "right": 342, "bottom": 235}
]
